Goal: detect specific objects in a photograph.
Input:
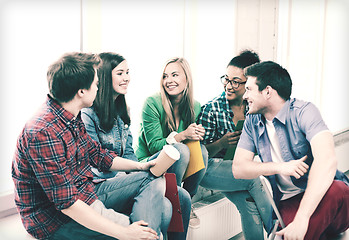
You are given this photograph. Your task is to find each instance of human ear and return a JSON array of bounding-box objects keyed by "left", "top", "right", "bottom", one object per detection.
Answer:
[
  {"left": 265, "top": 86, "right": 272, "bottom": 98},
  {"left": 77, "top": 89, "right": 84, "bottom": 97}
]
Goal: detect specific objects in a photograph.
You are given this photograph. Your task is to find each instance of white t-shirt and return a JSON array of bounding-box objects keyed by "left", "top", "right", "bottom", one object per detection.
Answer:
[{"left": 265, "top": 119, "right": 304, "bottom": 200}]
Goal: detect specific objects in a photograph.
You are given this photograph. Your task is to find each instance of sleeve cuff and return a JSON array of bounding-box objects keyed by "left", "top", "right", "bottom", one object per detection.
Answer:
[{"left": 166, "top": 131, "right": 179, "bottom": 144}]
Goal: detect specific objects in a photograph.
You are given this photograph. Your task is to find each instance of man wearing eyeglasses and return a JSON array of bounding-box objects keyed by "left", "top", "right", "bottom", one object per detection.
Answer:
[{"left": 196, "top": 50, "right": 273, "bottom": 240}]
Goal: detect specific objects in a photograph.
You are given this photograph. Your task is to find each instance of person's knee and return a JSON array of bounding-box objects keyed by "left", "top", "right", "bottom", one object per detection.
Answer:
[
  {"left": 177, "top": 187, "right": 191, "bottom": 221},
  {"left": 149, "top": 175, "right": 167, "bottom": 196},
  {"left": 173, "top": 143, "right": 190, "bottom": 165},
  {"left": 325, "top": 180, "right": 348, "bottom": 204},
  {"left": 247, "top": 177, "right": 263, "bottom": 191},
  {"left": 162, "top": 197, "right": 172, "bottom": 226},
  {"left": 178, "top": 187, "right": 191, "bottom": 207},
  {"left": 200, "top": 144, "right": 209, "bottom": 167}
]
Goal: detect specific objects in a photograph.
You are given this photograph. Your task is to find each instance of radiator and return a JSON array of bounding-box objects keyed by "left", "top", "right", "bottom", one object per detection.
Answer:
[{"left": 187, "top": 193, "right": 242, "bottom": 240}]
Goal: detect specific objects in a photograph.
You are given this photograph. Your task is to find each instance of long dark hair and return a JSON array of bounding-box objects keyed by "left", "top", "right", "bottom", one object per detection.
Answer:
[{"left": 93, "top": 52, "right": 130, "bottom": 132}]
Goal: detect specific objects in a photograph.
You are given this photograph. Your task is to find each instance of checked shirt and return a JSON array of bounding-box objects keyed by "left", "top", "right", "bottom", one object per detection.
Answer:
[
  {"left": 197, "top": 92, "right": 247, "bottom": 158},
  {"left": 12, "top": 96, "right": 116, "bottom": 239}
]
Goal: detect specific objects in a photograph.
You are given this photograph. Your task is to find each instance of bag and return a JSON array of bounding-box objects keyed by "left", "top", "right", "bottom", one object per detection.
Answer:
[{"left": 164, "top": 173, "right": 184, "bottom": 232}]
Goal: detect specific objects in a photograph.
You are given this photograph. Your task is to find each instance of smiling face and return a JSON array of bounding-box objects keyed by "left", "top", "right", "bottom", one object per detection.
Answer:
[
  {"left": 112, "top": 60, "right": 129, "bottom": 96},
  {"left": 243, "top": 76, "right": 268, "bottom": 115},
  {"left": 162, "top": 62, "right": 187, "bottom": 98},
  {"left": 224, "top": 65, "right": 247, "bottom": 102}
]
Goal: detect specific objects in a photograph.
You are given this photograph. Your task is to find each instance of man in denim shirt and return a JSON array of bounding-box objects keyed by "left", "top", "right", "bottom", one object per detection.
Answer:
[{"left": 232, "top": 61, "right": 349, "bottom": 240}]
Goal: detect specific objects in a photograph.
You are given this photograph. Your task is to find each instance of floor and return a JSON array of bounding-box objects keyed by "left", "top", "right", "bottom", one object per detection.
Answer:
[
  {"left": 0, "top": 213, "right": 35, "bottom": 239},
  {"left": 229, "top": 231, "right": 349, "bottom": 240},
  {"left": 1, "top": 212, "right": 348, "bottom": 240},
  {"left": 1, "top": 171, "right": 348, "bottom": 239}
]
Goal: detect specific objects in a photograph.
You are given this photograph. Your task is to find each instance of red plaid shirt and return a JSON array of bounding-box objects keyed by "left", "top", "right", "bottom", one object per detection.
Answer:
[{"left": 12, "top": 96, "right": 116, "bottom": 239}]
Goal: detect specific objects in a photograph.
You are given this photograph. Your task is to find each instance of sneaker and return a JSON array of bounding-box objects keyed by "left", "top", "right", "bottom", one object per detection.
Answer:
[{"left": 189, "top": 207, "right": 200, "bottom": 229}]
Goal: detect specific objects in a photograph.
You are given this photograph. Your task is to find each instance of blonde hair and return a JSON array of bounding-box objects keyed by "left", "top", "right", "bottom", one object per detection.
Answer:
[{"left": 160, "top": 57, "right": 195, "bottom": 133}]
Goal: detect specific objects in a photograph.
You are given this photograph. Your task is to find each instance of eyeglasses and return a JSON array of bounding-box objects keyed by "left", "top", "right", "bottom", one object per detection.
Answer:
[{"left": 220, "top": 75, "right": 246, "bottom": 89}]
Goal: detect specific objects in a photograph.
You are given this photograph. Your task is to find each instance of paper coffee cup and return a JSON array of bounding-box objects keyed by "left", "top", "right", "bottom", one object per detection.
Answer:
[{"left": 150, "top": 145, "right": 180, "bottom": 177}]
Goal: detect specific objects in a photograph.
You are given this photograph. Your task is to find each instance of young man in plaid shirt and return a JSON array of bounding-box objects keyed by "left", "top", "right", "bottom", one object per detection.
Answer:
[{"left": 12, "top": 52, "right": 169, "bottom": 240}]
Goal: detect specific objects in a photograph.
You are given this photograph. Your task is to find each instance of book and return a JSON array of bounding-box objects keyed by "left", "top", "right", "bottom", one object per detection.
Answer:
[{"left": 183, "top": 140, "right": 205, "bottom": 180}]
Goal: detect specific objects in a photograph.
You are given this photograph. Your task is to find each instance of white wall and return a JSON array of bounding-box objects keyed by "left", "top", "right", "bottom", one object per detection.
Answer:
[
  {"left": 82, "top": 0, "right": 237, "bottom": 141},
  {"left": 0, "top": 0, "right": 239, "bottom": 194},
  {"left": 277, "top": 0, "right": 349, "bottom": 132},
  {"left": 0, "top": 0, "right": 81, "bottom": 193},
  {"left": 235, "top": 0, "right": 278, "bottom": 61},
  {"left": 235, "top": 0, "right": 349, "bottom": 133}
]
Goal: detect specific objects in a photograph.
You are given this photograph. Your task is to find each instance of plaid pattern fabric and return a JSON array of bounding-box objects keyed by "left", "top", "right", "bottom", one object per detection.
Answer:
[
  {"left": 12, "top": 96, "right": 116, "bottom": 240},
  {"left": 197, "top": 92, "right": 245, "bottom": 158}
]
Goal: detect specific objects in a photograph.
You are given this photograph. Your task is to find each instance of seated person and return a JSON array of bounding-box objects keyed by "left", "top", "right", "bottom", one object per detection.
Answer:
[
  {"left": 12, "top": 52, "right": 169, "bottom": 240},
  {"left": 197, "top": 50, "right": 272, "bottom": 240},
  {"left": 233, "top": 61, "right": 349, "bottom": 240},
  {"left": 81, "top": 52, "right": 191, "bottom": 239},
  {"left": 136, "top": 57, "right": 208, "bottom": 230}
]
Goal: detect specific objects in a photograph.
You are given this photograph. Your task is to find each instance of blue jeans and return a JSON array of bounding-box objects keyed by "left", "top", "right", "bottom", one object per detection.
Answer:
[
  {"left": 51, "top": 171, "right": 170, "bottom": 239},
  {"left": 164, "top": 143, "right": 208, "bottom": 197},
  {"left": 200, "top": 158, "right": 272, "bottom": 240}
]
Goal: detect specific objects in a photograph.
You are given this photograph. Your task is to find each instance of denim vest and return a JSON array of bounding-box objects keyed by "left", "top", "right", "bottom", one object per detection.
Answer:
[{"left": 81, "top": 107, "right": 138, "bottom": 179}]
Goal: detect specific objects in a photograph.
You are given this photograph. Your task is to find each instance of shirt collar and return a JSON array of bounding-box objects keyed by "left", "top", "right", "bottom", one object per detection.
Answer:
[
  {"left": 221, "top": 92, "right": 231, "bottom": 112},
  {"left": 47, "top": 95, "right": 79, "bottom": 126},
  {"left": 274, "top": 99, "right": 291, "bottom": 125}
]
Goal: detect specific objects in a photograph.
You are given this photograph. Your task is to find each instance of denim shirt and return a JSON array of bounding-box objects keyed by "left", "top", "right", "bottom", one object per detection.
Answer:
[
  {"left": 238, "top": 98, "right": 339, "bottom": 203},
  {"left": 81, "top": 107, "right": 138, "bottom": 179}
]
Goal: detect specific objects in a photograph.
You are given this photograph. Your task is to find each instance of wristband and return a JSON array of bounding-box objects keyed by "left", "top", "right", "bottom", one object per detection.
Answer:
[{"left": 166, "top": 131, "right": 179, "bottom": 144}]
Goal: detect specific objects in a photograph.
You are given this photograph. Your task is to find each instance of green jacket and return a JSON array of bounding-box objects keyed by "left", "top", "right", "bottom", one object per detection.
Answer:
[{"left": 135, "top": 93, "right": 202, "bottom": 161}]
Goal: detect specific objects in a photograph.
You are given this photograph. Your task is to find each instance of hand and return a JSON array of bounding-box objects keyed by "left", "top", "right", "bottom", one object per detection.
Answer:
[
  {"left": 279, "top": 156, "right": 309, "bottom": 179},
  {"left": 219, "top": 131, "right": 242, "bottom": 149},
  {"left": 183, "top": 123, "right": 205, "bottom": 141},
  {"left": 276, "top": 217, "right": 309, "bottom": 240},
  {"left": 123, "top": 220, "right": 159, "bottom": 240},
  {"left": 139, "top": 160, "right": 156, "bottom": 171}
]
